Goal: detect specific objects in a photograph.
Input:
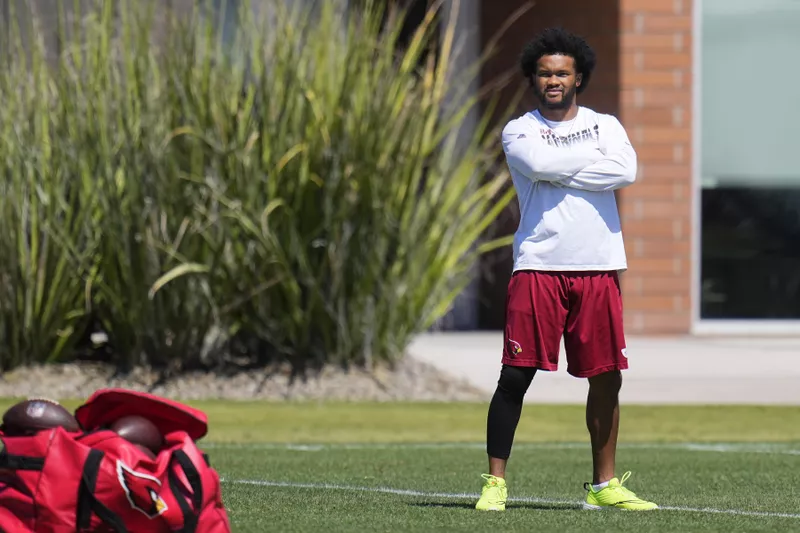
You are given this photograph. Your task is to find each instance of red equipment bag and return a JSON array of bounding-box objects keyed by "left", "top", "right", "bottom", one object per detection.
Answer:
[{"left": 0, "top": 389, "right": 231, "bottom": 533}]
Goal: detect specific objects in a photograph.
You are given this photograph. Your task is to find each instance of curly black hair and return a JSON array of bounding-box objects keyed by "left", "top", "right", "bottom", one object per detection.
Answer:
[{"left": 520, "top": 27, "right": 597, "bottom": 94}]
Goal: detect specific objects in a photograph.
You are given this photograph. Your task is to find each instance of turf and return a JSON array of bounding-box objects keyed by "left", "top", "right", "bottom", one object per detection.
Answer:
[
  {"left": 5, "top": 399, "right": 800, "bottom": 442},
  {"left": 215, "top": 442, "right": 800, "bottom": 532},
  {"left": 203, "top": 403, "right": 800, "bottom": 532},
  {"left": 193, "top": 402, "right": 800, "bottom": 443},
  {"left": 2, "top": 399, "right": 800, "bottom": 531}
]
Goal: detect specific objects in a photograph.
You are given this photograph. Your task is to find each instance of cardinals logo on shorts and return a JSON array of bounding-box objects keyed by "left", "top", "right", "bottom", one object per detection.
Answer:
[
  {"left": 117, "top": 460, "right": 168, "bottom": 519},
  {"left": 507, "top": 339, "right": 523, "bottom": 356}
]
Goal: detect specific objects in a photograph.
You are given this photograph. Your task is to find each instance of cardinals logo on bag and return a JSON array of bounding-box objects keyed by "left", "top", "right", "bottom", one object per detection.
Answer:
[{"left": 117, "top": 460, "right": 169, "bottom": 519}]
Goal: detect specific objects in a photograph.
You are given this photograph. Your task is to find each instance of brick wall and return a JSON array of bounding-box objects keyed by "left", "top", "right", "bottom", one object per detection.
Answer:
[{"left": 617, "top": 0, "right": 694, "bottom": 334}]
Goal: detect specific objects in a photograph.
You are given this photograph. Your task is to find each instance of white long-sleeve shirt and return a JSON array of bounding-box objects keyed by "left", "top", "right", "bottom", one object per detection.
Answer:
[{"left": 501, "top": 106, "right": 636, "bottom": 272}]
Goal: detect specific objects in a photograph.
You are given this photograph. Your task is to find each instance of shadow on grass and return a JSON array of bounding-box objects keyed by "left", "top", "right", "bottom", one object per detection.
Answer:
[{"left": 409, "top": 501, "right": 577, "bottom": 511}]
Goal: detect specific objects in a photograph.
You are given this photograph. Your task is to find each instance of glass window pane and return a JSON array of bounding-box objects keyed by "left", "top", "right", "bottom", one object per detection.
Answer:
[
  {"left": 700, "top": 0, "right": 800, "bottom": 320},
  {"left": 701, "top": 0, "right": 800, "bottom": 188},
  {"left": 701, "top": 188, "right": 800, "bottom": 319}
]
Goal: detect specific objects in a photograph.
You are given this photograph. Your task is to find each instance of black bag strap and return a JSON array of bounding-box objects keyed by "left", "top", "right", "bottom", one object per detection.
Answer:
[
  {"left": 174, "top": 450, "right": 204, "bottom": 510},
  {"left": 0, "top": 453, "right": 45, "bottom": 470},
  {"left": 76, "top": 449, "right": 128, "bottom": 533},
  {"left": 0, "top": 436, "right": 46, "bottom": 470},
  {"left": 168, "top": 449, "right": 204, "bottom": 533}
]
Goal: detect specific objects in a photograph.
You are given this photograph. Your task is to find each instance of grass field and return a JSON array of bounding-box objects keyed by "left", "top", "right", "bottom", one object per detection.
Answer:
[{"left": 3, "top": 400, "right": 800, "bottom": 532}]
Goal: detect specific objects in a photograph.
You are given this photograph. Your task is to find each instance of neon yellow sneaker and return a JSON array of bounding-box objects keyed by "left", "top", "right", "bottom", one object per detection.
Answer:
[
  {"left": 582, "top": 471, "right": 658, "bottom": 511},
  {"left": 475, "top": 474, "right": 507, "bottom": 511}
]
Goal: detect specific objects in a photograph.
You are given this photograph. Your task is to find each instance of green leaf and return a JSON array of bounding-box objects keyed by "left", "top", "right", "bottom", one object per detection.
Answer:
[{"left": 148, "top": 263, "right": 210, "bottom": 300}]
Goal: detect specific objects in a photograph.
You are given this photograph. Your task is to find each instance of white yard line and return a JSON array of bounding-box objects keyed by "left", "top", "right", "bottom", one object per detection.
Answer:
[
  {"left": 205, "top": 441, "right": 800, "bottom": 455},
  {"left": 226, "top": 479, "right": 800, "bottom": 519}
]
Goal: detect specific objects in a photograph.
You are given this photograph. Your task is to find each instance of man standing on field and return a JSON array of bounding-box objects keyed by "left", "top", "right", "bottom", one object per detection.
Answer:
[{"left": 475, "top": 27, "right": 658, "bottom": 512}]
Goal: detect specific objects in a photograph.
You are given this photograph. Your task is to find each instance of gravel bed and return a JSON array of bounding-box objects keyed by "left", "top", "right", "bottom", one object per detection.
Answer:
[{"left": 0, "top": 357, "right": 488, "bottom": 402}]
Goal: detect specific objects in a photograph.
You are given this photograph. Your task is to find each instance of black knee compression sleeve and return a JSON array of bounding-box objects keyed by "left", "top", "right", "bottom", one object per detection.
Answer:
[{"left": 486, "top": 365, "right": 536, "bottom": 460}]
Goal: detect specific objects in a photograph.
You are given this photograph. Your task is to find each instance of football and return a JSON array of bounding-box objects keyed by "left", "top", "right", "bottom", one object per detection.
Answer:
[
  {"left": 1, "top": 398, "right": 80, "bottom": 436},
  {"left": 109, "top": 415, "right": 164, "bottom": 455},
  {"left": 134, "top": 444, "right": 157, "bottom": 460}
]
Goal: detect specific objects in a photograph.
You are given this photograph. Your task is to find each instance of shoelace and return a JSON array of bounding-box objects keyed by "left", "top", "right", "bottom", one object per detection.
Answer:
[{"left": 615, "top": 471, "right": 639, "bottom": 497}]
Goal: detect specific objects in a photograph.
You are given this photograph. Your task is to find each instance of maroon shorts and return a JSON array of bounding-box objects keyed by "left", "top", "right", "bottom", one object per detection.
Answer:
[{"left": 502, "top": 270, "right": 628, "bottom": 378}]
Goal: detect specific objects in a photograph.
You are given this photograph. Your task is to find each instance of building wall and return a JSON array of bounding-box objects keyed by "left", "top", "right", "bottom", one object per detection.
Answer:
[
  {"left": 437, "top": 0, "right": 484, "bottom": 330},
  {"left": 479, "top": 0, "right": 695, "bottom": 334},
  {"left": 617, "top": 0, "right": 694, "bottom": 334}
]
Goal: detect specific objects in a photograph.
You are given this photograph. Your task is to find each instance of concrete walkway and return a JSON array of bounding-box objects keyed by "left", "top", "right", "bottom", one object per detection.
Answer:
[{"left": 408, "top": 333, "right": 800, "bottom": 405}]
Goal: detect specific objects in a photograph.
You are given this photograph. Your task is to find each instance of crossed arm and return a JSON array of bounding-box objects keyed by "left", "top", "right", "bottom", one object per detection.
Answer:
[{"left": 501, "top": 116, "right": 637, "bottom": 192}]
